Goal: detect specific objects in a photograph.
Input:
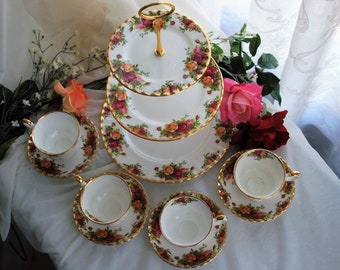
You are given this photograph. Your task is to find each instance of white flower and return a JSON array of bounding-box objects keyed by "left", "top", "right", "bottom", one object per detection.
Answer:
[
  {"left": 232, "top": 52, "right": 238, "bottom": 57},
  {"left": 11, "top": 120, "right": 20, "bottom": 127},
  {"left": 34, "top": 92, "right": 41, "bottom": 100},
  {"left": 52, "top": 57, "right": 63, "bottom": 69},
  {"left": 29, "top": 47, "right": 38, "bottom": 54},
  {"left": 22, "top": 99, "right": 31, "bottom": 106},
  {"left": 46, "top": 90, "right": 54, "bottom": 99}
]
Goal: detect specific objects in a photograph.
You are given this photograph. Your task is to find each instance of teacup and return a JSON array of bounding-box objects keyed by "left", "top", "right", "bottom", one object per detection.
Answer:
[
  {"left": 234, "top": 149, "right": 300, "bottom": 200},
  {"left": 75, "top": 172, "right": 132, "bottom": 225},
  {"left": 23, "top": 111, "right": 80, "bottom": 157},
  {"left": 160, "top": 195, "right": 227, "bottom": 247}
]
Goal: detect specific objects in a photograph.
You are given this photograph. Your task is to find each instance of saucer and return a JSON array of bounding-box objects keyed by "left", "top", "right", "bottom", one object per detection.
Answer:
[
  {"left": 106, "top": 58, "right": 223, "bottom": 141},
  {"left": 108, "top": 11, "right": 211, "bottom": 96},
  {"left": 73, "top": 172, "right": 149, "bottom": 245},
  {"left": 100, "top": 101, "right": 233, "bottom": 183},
  {"left": 217, "top": 152, "right": 296, "bottom": 222},
  {"left": 148, "top": 191, "right": 227, "bottom": 268},
  {"left": 27, "top": 114, "right": 98, "bottom": 178}
]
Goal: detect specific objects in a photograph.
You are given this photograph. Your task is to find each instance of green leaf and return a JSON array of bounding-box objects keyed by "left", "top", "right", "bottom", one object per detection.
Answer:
[
  {"left": 249, "top": 34, "right": 261, "bottom": 56},
  {"left": 12, "top": 80, "right": 39, "bottom": 101},
  {"left": 230, "top": 39, "right": 242, "bottom": 56},
  {"left": 270, "top": 84, "right": 282, "bottom": 105},
  {"left": 0, "top": 84, "right": 14, "bottom": 123},
  {"left": 257, "top": 53, "right": 279, "bottom": 69},
  {"left": 211, "top": 43, "right": 224, "bottom": 55},
  {"left": 256, "top": 69, "right": 280, "bottom": 96},
  {"left": 242, "top": 52, "right": 255, "bottom": 70},
  {"left": 0, "top": 137, "right": 17, "bottom": 161},
  {"left": 230, "top": 56, "right": 246, "bottom": 74}
]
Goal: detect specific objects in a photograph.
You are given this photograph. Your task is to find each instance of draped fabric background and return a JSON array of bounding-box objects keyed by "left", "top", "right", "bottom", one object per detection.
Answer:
[{"left": 0, "top": 0, "right": 339, "bottom": 176}]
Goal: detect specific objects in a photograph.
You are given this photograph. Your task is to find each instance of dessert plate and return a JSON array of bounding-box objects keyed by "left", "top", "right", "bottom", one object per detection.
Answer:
[
  {"left": 148, "top": 191, "right": 227, "bottom": 268},
  {"left": 217, "top": 152, "right": 296, "bottom": 222},
  {"left": 73, "top": 172, "right": 149, "bottom": 245},
  {"left": 108, "top": 11, "right": 211, "bottom": 96},
  {"left": 100, "top": 102, "right": 233, "bottom": 183},
  {"left": 27, "top": 114, "right": 98, "bottom": 178},
  {"left": 106, "top": 59, "right": 223, "bottom": 141}
]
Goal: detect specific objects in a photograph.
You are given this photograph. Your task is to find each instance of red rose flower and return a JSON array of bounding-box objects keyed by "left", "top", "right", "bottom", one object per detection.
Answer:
[{"left": 231, "top": 110, "right": 290, "bottom": 150}]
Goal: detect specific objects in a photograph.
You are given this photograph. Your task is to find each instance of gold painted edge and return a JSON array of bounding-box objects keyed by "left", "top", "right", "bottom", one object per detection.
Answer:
[
  {"left": 107, "top": 11, "right": 212, "bottom": 97},
  {"left": 26, "top": 114, "right": 99, "bottom": 179},
  {"left": 100, "top": 101, "right": 233, "bottom": 184},
  {"left": 72, "top": 171, "right": 150, "bottom": 245},
  {"left": 106, "top": 58, "right": 224, "bottom": 142},
  {"left": 217, "top": 152, "right": 296, "bottom": 223},
  {"left": 147, "top": 191, "right": 228, "bottom": 268}
]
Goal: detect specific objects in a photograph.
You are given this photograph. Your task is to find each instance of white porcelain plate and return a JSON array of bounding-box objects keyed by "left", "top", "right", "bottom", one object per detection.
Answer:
[
  {"left": 107, "top": 58, "right": 223, "bottom": 141},
  {"left": 217, "top": 152, "right": 296, "bottom": 222},
  {"left": 108, "top": 11, "right": 211, "bottom": 96},
  {"left": 148, "top": 191, "right": 227, "bottom": 268},
  {"left": 100, "top": 102, "right": 233, "bottom": 183}
]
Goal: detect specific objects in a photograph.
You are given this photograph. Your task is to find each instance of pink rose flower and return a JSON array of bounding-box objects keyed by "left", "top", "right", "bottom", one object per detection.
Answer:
[{"left": 220, "top": 78, "right": 263, "bottom": 125}]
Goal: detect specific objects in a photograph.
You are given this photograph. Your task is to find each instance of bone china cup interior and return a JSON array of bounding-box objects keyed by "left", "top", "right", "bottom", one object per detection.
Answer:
[
  {"left": 234, "top": 149, "right": 286, "bottom": 200},
  {"left": 32, "top": 111, "right": 80, "bottom": 155},
  {"left": 80, "top": 173, "right": 131, "bottom": 224},
  {"left": 160, "top": 196, "right": 212, "bottom": 247}
]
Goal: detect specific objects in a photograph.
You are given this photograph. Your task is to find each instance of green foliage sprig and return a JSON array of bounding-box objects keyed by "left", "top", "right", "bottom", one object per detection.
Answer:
[
  {"left": 0, "top": 30, "right": 108, "bottom": 161},
  {"left": 211, "top": 24, "right": 281, "bottom": 104}
]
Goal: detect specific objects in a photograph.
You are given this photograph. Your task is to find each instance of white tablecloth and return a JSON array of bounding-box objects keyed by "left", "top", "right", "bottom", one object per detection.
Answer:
[
  {"left": 1, "top": 89, "right": 340, "bottom": 270},
  {"left": 1, "top": 1, "right": 340, "bottom": 269}
]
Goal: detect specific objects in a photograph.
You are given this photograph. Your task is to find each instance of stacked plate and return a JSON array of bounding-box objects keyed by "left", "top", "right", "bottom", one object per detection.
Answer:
[{"left": 100, "top": 2, "right": 233, "bottom": 183}]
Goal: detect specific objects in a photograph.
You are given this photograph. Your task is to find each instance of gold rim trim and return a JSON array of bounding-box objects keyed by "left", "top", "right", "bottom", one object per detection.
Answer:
[
  {"left": 73, "top": 172, "right": 149, "bottom": 246},
  {"left": 107, "top": 10, "right": 212, "bottom": 97},
  {"left": 79, "top": 171, "right": 133, "bottom": 225},
  {"left": 147, "top": 191, "right": 228, "bottom": 268},
  {"left": 100, "top": 101, "right": 233, "bottom": 184},
  {"left": 138, "top": 2, "right": 175, "bottom": 20},
  {"left": 106, "top": 58, "right": 224, "bottom": 142},
  {"left": 217, "top": 152, "right": 296, "bottom": 223},
  {"left": 26, "top": 114, "right": 99, "bottom": 179}
]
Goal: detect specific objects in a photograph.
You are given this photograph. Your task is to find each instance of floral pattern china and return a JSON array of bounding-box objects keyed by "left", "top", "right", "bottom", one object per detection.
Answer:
[
  {"left": 108, "top": 11, "right": 211, "bottom": 96},
  {"left": 73, "top": 172, "right": 149, "bottom": 245},
  {"left": 148, "top": 191, "right": 227, "bottom": 268},
  {"left": 27, "top": 114, "right": 98, "bottom": 178},
  {"left": 217, "top": 152, "right": 296, "bottom": 222},
  {"left": 100, "top": 102, "right": 233, "bottom": 183},
  {"left": 107, "top": 58, "right": 223, "bottom": 141}
]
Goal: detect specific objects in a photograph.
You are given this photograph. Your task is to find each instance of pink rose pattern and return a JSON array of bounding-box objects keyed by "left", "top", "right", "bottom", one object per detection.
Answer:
[
  {"left": 109, "top": 12, "right": 210, "bottom": 94},
  {"left": 219, "top": 153, "right": 295, "bottom": 222},
  {"left": 148, "top": 192, "right": 227, "bottom": 267}
]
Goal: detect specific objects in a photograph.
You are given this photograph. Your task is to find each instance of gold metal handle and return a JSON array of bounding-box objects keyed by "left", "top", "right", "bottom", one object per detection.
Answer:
[
  {"left": 22, "top": 118, "right": 34, "bottom": 129},
  {"left": 280, "top": 157, "right": 301, "bottom": 180},
  {"left": 138, "top": 2, "right": 175, "bottom": 56},
  {"left": 74, "top": 175, "right": 84, "bottom": 185}
]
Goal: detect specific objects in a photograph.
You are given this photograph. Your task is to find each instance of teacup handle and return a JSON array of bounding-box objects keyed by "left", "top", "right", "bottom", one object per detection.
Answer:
[
  {"left": 22, "top": 118, "right": 34, "bottom": 129},
  {"left": 74, "top": 175, "right": 86, "bottom": 186},
  {"left": 215, "top": 214, "right": 228, "bottom": 225},
  {"left": 279, "top": 157, "right": 300, "bottom": 182}
]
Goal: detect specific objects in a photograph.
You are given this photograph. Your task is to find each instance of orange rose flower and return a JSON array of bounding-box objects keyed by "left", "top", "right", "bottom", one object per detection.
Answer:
[
  {"left": 166, "top": 122, "right": 178, "bottom": 132},
  {"left": 185, "top": 60, "right": 198, "bottom": 71},
  {"left": 163, "top": 165, "right": 174, "bottom": 175},
  {"left": 216, "top": 126, "right": 226, "bottom": 137},
  {"left": 110, "top": 130, "right": 121, "bottom": 140},
  {"left": 120, "top": 62, "right": 134, "bottom": 72},
  {"left": 202, "top": 76, "right": 214, "bottom": 87},
  {"left": 54, "top": 79, "right": 88, "bottom": 115},
  {"left": 115, "top": 90, "right": 127, "bottom": 101}
]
